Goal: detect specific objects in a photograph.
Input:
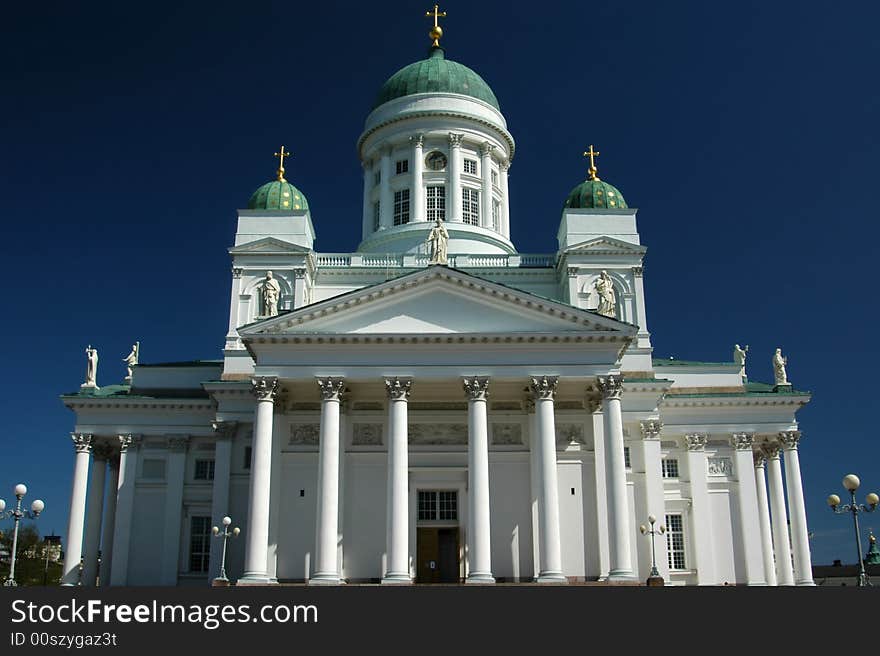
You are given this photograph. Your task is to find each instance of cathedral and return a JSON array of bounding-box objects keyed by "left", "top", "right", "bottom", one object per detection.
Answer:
[{"left": 60, "top": 13, "right": 815, "bottom": 586}]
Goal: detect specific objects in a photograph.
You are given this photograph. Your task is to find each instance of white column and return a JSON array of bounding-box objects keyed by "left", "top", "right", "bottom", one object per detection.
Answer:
[
  {"left": 529, "top": 376, "right": 566, "bottom": 583},
  {"left": 731, "top": 434, "right": 766, "bottom": 585},
  {"left": 411, "top": 135, "right": 425, "bottom": 222},
  {"left": 480, "top": 142, "right": 494, "bottom": 229},
  {"left": 448, "top": 133, "right": 463, "bottom": 222},
  {"left": 379, "top": 146, "right": 393, "bottom": 230},
  {"left": 82, "top": 444, "right": 109, "bottom": 586},
  {"left": 639, "top": 420, "right": 668, "bottom": 580},
  {"left": 527, "top": 400, "right": 541, "bottom": 578},
  {"left": 98, "top": 454, "right": 120, "bottom": 586},
  {"left": 239, "top": 376, "right": 278, "bottom": 584},
  {"left": 764, "top": 443, "right": 794, "bottom": 585},
  {"left": 383, "top": 377, "right": 412, "bottom": 584},
  {"left": 110, "top": 434, "right": 138, "bottom": 586},
  {"left": 225, "top": 267, "right": 244, "bottom": 347},
  {"left": 598, "top": 375, "right": 634, "bottom": 580},
  {"left": 463, "top": 377, "right": 494, "bottom": 583},
  {"left": 208, "top": 421, "right": 235, "bottom": 582},
  {"left": 779, "top": 431, "right": 815, "bottom": 585},
  {"left": 62, "top": 434, "right": 92, "bottom": 585},
  {"left": 499, "top": 161, "right": 511, "bottom": 239},
  {"left": 753, "top": 452, "right": 778, "bottom": 586},
  {"left": 362, "top": 158, "right": 373, "bottom": 238},
  {"left": 685, "top": 433, "right": 716, "bottom": 584},
  {"left": 161, "top": 437, "right": 187, "bottom": 585},
  {"left": 312, "top": 377, "right": 345, "bottom": 585}
]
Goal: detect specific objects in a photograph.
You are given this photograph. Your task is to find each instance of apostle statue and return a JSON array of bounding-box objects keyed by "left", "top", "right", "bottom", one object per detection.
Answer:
[
  {"left": 733, "top": 344, "right": 749, "bottom": 378},
  {"left": 773, "top": 348, "right": 789, "bottom": 385},
  {"left": 426, "top": 218, "right": 449, "bottom": 265},
  {"left": 83, "top": 345, "right": 99, "bottom": 388},
  {"left": 262, "top": 271, "right": 281, "bottom": 317},
  {"left": 594, "top": 270, "right": 617, "bottom": 318},
  {"left": 123, "top": 342, "right": 139, "bottom": 382}
]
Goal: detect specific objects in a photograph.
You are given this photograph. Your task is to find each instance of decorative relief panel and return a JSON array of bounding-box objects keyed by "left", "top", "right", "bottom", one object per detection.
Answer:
[
  {"left": 352, "top": 423, "right": 383, "bottom": 446},
  {"left": 289, "top": 424, "right": 319, "bottom": 445},
  {"left": 408, "top": 424, "right": 467, "bottom": 445},
  {"left": 492, "top": 423, "right": 522, "bottom": 445},
  {"left": 707, "top": 457, "right": 734, "bottom": 477},
  {"left": 556, "top": 423, "right": 583, "bottom": 446}
]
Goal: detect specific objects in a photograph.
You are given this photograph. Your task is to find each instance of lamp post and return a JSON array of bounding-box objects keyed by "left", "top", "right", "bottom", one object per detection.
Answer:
[
  {"left": 211, "top": 516, "right": 240, "bottom": 587},
  {"left": 0, "top": 484, "right": 46, "bottom": 587},
  {"left": 827, "top": 474, "right": 879, "bottom": 587},
  {"left": 639, "top": 514, "right": 665, "bottom": 587}
]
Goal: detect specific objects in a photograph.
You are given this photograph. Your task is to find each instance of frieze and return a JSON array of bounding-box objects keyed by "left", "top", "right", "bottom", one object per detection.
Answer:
[
  {"left": 556, "top": 423, "right": 583, "bottom": 446},
  {"left": 492, "top": 424, "right": 522, "bottom": 445},
  {"left": 290, "top": 424, "right": 320, "bottom": 445},
  {"left": 707, "top": 457, "right": 733, "bottom": 477},
  {"left": 352, "top": 423, "right": 383, "bottom": 446},
  {"left": 408, "top": 424, "right": 467, "bottom": 445}
]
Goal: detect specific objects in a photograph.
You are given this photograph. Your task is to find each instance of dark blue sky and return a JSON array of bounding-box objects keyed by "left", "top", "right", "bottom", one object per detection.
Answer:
[{"left": 1, "top": 1, "right": 877, "bottom": 568}]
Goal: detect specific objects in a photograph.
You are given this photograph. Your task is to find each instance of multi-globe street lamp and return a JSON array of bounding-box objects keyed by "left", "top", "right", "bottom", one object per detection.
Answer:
[
  {"left": 211, "top": 516, "right": 240, "bottom": 586},
  {"left": 0, "top": 484, "right": 46, "bottom": 587},
  {"left": 639, "top": 514, "right": 665, "bottom": 587},
  {"left": 827, "top": 473, "right": 879, "bottom": 587}
]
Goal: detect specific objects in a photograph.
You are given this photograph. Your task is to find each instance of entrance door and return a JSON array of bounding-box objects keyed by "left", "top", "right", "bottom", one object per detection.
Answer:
[{"left": 417, "top": 527, "right": 460, "bottom": 583}]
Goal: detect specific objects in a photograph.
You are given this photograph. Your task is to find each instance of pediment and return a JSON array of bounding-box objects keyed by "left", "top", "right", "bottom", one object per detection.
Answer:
[
  {"left": 564, "top": 236, "right": 647, "bottom": 255},
  {"left": 240, "top": 266, "right": 636, "bottom": 337},
  {"left": 229, "top": 237, "right": 312, "bottom": 254}
]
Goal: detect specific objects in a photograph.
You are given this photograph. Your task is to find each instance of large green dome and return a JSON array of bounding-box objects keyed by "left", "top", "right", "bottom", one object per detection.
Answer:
[
  {"left": 564, "top": 179, "right": 627, "bottom": 210},
  {"left": 374, "top": 47, "right": 500, "bottom": 111},
  {"left": 248, "top": 179, "right": 309, "bottom": 211}
]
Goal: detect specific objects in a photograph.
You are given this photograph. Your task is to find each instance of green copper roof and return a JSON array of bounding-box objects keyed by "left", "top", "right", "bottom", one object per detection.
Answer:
[
  {"left": 564, "top": 179, "right": 627, "bottom": 210},
  {"left": 374, "top": 47, "right": 500, "bottom": 111},
  {"left": 248, "top": 180, "right": 309, "bottom": 211}
]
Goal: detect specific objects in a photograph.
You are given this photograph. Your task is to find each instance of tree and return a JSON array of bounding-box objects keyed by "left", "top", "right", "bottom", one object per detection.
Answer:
[{"left": 0, "top": 523, "right": 62, "bottom": 586}]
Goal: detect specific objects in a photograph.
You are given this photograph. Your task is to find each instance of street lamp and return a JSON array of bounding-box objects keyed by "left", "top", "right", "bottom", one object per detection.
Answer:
[
  {"left": 0, "top": 484, "right": 46, "bottom": 587},
  {"left": 211, "top": 516, "right": 240, "bottom": 586},
  {"left": 827, "top": 473, "right": 879, "bottom": 587},
  {"left": 639, "top": 514, "right": 665, "bottom": 587}
]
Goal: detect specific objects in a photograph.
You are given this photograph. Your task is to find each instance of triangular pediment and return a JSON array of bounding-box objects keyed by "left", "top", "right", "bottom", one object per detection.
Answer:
[
  {"left": 240, "top": 266, "right": 636, "bottom": 337},
  {"left": 229, "top": 237, "right": 312, "bottom": 254},
  {"left": 564, "top": 236, "right": 647, "bottom": 255}
]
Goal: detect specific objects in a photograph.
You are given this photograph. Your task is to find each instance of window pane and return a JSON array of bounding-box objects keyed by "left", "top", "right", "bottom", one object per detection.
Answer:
[
  {"left": 462, "top": 188, "right": 479, "bottom": 226},
  {"left": 393, "top": 189, "right": 410, "bottom": 226},
  {"left": 665, "top": 514, "right": 686, "bottom": 570},
  {"left": 189, "top": 516, "right": 212, "bottom": 573},
  {"left": 426, "top": 186, "right": 446, "bottom": 222},
  {"left": 396, "top": 159, "right": 409, "bottom": 175},
  {"left": 418, "top": 491, "right": 437, "bottom": 520},
  {"left": 439, "top": 491, "right": 457, "bottom": 520}
]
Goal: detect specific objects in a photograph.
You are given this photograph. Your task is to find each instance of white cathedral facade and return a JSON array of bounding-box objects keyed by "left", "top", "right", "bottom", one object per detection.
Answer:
[{"left": 60, "top": 29, "right": 815, "bottom": 586}]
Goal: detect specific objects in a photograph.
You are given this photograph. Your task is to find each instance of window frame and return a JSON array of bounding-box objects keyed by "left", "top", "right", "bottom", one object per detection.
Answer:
[
  {"left": 194, "top": 458, "right": 215, "bottom": 481},
  {"left": 417, "top": 490, "right": 458, "bottom": 523},
  {"left": 662, "top": 457, "right": 680, "bottom": 479},
  {"left": 395, "top": 159, "right": 409, "bottom": 175},
  {"left": 426, "top": 185, "right": 446, "bottom": 222},
  {"left": 463, "top": 158, "right": 477, "bottom": 175},
  {"left": 665, "top": 513, "right": 687, "bottom": 571},
  {"left": 188, "top": 515, "right": 212, "bottom": 574},
  {"left": 462, "top": 187, "right": 480, "bottom": 226},
  {"left": 393, "top": 188, "right": 410, "bottom": 226}
]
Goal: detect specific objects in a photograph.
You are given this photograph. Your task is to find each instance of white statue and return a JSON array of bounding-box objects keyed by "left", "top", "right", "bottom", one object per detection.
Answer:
[
  {"left": 83, "top": 345, "right": 99, "bottom": 388},
  {"left": 262, "top": 271, "right": 281, "bottom": 317},
  {"left": 773, "top": 348, "right": 789, "bottom": 385},
  {"left": 733, "top": 344, "right": 749, "bottom": 378},
  {"left": 426, "top": 218, "right": 449, "bottom": 265},
  {"left": 594, "top": 270, "right": 616, "bottom": 318},
  {"left": 123, "top": 342, "right": 139, "bottom": 381}
]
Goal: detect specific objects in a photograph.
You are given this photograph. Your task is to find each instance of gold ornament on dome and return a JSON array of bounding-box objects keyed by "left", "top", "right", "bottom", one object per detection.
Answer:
[
  {"left": 426, "top": 4, "right": 447, "bottom": 47},
  {"left": 274, "top": 145, "right": 291, "bottom": 182},
  {"left": 583, "top": 144, "right": 601, "bottom": 181}
]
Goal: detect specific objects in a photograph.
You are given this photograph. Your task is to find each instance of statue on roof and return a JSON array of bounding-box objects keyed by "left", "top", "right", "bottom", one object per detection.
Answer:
[
  {"left": 262, "top": 271, "right": 281, "bottom": 317},
  {"left": 773, "top": 348, "right": 789, "bottom": 385},
  {"left": 594, "top": 270, "right": 617, "bottom": 318},
  {"left": 83, "top": 345, "right": 99, "bottom": 389},
  {"left": 123, "top": 342, "right": 139, "bottom": 382},
  {"left": 426, "top": 218, "right": 449, "bottom": 265},
  {"left": 733, "top": 344, "right": 749, "bottom": 378}
]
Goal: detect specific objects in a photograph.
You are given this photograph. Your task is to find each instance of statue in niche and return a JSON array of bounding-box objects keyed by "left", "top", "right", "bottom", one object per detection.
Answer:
[
  {"left": 262, "top": 271, "right": 281, "bottom": 316},
  {"left": 83, "top": 345, "right": 99, "bottom": 388},
  {"left": 426, "top": 218, "right": 449, "bottom": 265},
  {"left": 733, "top": 344, "right": 749, "bottom": 378},
  {"left": 123, "top": 341, "right": 139, "bottom": 381},
  {"left": 593, "top": 270, "right": 617, "bottom": 318},
  {"left": 773, "top": 348, "right": 789, "bottom": 385}
]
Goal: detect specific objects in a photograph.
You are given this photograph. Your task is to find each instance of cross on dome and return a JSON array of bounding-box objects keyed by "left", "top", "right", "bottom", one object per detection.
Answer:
[
  {"left": 583, "top": 145, "right": 601, "bottom": 181},
  {"left": 274, "top": 145, "right": 291, "bottom": 182},
  {"left": 425, "top": 4, "right": 447, "bottom": 47}
]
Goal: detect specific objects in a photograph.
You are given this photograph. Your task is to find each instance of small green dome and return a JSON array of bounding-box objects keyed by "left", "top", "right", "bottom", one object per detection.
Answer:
[
  {"left": 248, "top": 179, "right": 309, "bottom": 211},
  {"left": 564, "top": 179, "right": 627, "bottom": 210},
  {"left": 374, "top": 47, "right": 500, "bottom": 111}
]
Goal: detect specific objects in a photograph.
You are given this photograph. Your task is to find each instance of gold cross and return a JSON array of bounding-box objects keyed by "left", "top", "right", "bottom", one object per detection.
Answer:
[
  {"left": 426, "top": 4, "right": 447, "bottom": 47},
  {"left": 583, "top": 145, "right": 601, "bottom": 181},
  {"left": 274, "top": 146, "right": 291, "bottom": 182}
]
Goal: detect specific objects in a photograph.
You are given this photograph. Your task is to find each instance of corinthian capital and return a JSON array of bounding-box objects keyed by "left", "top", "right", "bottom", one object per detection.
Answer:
[
  {"left": 528, "top": 376, "right": 558, "bottom": 401},
  {"left": 762, "top": 443, "right": 781, "bottom": 460},
  {"left": 684, "top": 433, "right": 708, "bottom": 451},
  {"left": 251, "top": 376, "right": 279, "bottom": 402},
  {"left": 317, "top": 377, "right": 346, "bottom": 402},
  {"left": 463, "top": 377, "right": 490, "bottom": 401},
  {"left": 639, "top": 420, "right": 663, "bottom": 440},
  {"left": 753, "top": 451, "right": 767, "bottom": 468},
  {"left": 480, "top": 141, "right": 495, "bottom": 157},
  {"left": 731, "top": 433, "right": 755, "bottom": 451},
  {"left": 71, "top": 433, "right": 93, "bottom": 454},
  {"left": 597, "top": 375, "right": 623, "bottom": 400},
  {"left": 410, "top": 134, "right": 424, "bottom": 148},
  {"left": 778, "top": 430, "right": 801, "bottom": 450},
  {"left": 448, "top": 133, "right": 464, "bottom": 147},
  {"left": 385, "top": 377, "right": 413, "bottom": 400}
]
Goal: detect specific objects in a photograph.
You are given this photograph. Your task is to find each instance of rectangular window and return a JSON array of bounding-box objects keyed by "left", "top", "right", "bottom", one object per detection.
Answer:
[
  {"left": 393, "top": 189, "right": 410, "bottom": 226},
  {"left": 491, "top": 200, "right": 500, "bottom": 230},
  {"left": 462, "top": 188, "right": 480, "bottom": 225},
  {"left": 426, "top": 186, "right": 446, "bottom": 222},
  {"left": 395, "top": 159, "right": 409, "bottom": 175},
  {"left": 463, "top": 159, "right": 477, "bottom": 175},
  {"left": 624, "top": 446, "right": 631, "bottom": 469},
  {"left": 189, "top": 516, "right": 212, "bottom": 573},
  {"left": 491, "top": 169, "right": 498, "bottom": 186},
  {"left": 418, "top": 491, "right": 438, "bottom": 521},
  {"left": 244, "top": 446, "right": 252, "bottom": 470},
  {"left": 417, "top": 490, "right": 458, "bottom": 521},
  {"left": 373, "top": 201, "right": 381, "bottom": 231},
  {"left": 194, "top": 459, "right": 215, "bottom": 481},
  {"left": 142, "top": 459, "right": 165, "bottom": 480},
  {"left": 666, "top": 514, "right": 686, "bottom": 570},
  {"left": 662, "top": 458, "right": 680, "bottom": 479},
  {"left": 374, "top": 170, "right": 381, "bottom": 186}
]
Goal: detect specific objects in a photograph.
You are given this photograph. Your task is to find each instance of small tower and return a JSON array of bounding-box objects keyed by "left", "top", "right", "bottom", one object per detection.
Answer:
[{"left": 865, "top": 530, "right": 880, "bottom": 566}]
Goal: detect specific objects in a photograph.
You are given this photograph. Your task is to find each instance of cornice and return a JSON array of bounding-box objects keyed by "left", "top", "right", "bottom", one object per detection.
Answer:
[{"left": 63, "top": 397, "right": 215, "bottom": 411}]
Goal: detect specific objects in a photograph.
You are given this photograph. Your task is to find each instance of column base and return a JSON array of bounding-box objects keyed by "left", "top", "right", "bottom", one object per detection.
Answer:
[
  {"left": 466, "top": 573, "right": 496, "bottom": 584},
  {"left": 536, "top": 572, "right": 567, "bottom": 584},
  {"left": 381, "top": 573, "right": 413, "bottom": 585},
  {"left": 746, "top": 581, "right": 769, "bottom": 586},
  {"left": 309, "top": 574, "right": 343, "bottom": 586},
  {"left": 607, "top": 570, "right": 637, "bottom": 582},
  {"left": 236, "top": 573, "right": 278, "bottom": 586},
  {"left": 795, "top": 580, "right": 816, "bottom": 586}
]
